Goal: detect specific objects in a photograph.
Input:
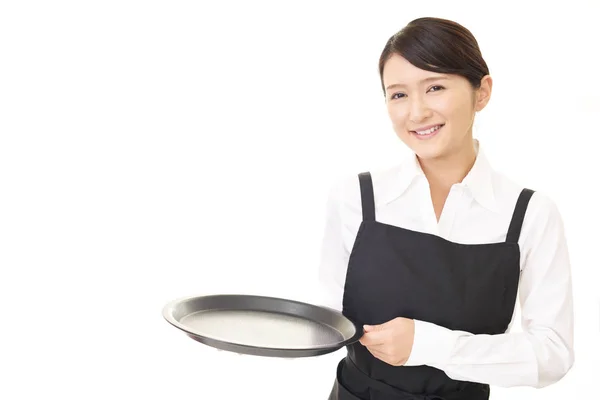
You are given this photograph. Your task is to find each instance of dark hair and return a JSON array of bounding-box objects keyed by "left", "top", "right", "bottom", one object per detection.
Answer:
[{"left": 378, "top": 17, "right": 489, "bottom": 94}]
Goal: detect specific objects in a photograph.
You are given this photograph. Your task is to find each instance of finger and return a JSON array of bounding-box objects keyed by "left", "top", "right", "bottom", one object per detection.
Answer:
[
  {"left": 363, "top": 341, "right": 388, "bottom": 349},
  {"left": 367, "top": 343, "right": 392, "bottom": 356},
  {"left": 363, "top": 324, "right": 376, "bottom": 332},
  {"left": 363, "top": 323, "right": 387, "bottom": 332},
  {"left": 359, "top": 331, "right": 386, "bottom": 346},
  {"left": 366, "top": 346, "right": 390, "bottom": 362}
]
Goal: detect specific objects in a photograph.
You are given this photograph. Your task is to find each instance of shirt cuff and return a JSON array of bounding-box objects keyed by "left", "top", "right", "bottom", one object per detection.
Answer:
[{"left": 404, "top": 319, "right": 459, "bottom": 367}]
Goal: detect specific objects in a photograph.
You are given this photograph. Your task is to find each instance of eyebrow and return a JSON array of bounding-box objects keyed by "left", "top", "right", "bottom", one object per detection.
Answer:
[{"left": 385, "top": 76, "right": 449, "bottom": 91}]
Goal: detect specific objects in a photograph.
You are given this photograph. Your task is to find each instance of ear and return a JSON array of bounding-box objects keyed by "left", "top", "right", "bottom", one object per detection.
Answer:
[{"left": 474, "top": 75, "right": 493, "bottom": 111}]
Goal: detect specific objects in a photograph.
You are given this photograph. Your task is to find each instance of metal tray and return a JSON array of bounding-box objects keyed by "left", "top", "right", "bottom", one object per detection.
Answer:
[{"left": 162, "top": 294, "right": 362, "bottom": 357}]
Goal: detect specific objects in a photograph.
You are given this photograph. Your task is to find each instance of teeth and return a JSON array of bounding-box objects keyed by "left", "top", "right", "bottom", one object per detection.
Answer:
[{"left": 415, "top": 125, "right": 442, "bottom": 135}]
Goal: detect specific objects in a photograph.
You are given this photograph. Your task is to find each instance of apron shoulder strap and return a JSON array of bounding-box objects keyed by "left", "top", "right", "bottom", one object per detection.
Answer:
[
  {"left": 358, "top": 172, "right": 376, "bottom": 222},
  {"left": 506, "top": 188, "right": 535, "bottom": 243}
]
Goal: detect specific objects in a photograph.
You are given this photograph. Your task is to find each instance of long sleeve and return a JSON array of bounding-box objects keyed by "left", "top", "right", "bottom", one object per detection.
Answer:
[
  {"left": 316, "top": 179, "right": 351, "bottom": 312},
  {"left": 404, "top": 193, "right": 575, "bottom": 388}
]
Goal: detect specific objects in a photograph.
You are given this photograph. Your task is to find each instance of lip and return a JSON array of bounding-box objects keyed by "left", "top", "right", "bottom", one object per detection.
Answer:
[
  {"left": 409, "top": 123, "right": 445, "bottom": 133},
  {"left": 410, "top": 123, "right": 444, "bottom": 140}
]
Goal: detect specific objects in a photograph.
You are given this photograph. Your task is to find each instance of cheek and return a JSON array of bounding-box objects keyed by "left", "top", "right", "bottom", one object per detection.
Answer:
[
  {"left": 449, "top": 105, "right": 475, "bottom": 131},
  {"left": 430, "top": 97, "right": 456, "bottom": 116},
  {"left": 442, "top": 95, "right": 474, "bottom": 125},
  {"left": 387, "top": 105, "right": 408, "bottom": 129}
]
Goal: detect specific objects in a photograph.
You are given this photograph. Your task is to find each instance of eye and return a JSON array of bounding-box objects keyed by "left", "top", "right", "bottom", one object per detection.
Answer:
[
  {"left": 428, "top": 85, "right": 445, "bottom": 92},
  {"left": 390, "top": 92, "right": 406, "bottom": 100}
]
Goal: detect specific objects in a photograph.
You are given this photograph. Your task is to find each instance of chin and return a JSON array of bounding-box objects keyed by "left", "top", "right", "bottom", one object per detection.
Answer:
[
  {"left": 399, "top": 128, "right": 456, "bottom": 161},
  {"left": 402, "top": 138, "right": 447, "bottom": 160},
  {"left": 414, "top": 147, "right": 447, "bottom": 161}
]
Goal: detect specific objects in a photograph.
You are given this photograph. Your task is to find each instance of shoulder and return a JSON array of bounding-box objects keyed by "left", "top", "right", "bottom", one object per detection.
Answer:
[
  {"left": 492, "top": 171, "right": 564, "bottom": 237},
  {"left": 327, "top": 164, "right": 404, "bottom": 208}
]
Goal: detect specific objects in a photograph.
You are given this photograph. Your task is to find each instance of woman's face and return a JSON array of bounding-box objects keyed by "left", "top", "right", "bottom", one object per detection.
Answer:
[{"left": 382, "top": 54, "right": 491, "bottom": 161}]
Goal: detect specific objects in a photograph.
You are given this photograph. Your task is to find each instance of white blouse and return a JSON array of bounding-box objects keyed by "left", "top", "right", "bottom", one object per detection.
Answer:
[{"left": 316, "top": 140, "right": 574, "bottom": 389}]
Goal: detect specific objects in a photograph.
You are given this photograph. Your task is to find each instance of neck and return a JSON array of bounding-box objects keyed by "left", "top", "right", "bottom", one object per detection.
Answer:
[{"left": 418, "top": 139, "right": 477, "bottom": 189}]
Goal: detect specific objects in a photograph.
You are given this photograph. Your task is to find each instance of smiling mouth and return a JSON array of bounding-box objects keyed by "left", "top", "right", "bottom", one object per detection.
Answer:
[{"left": 410, "top": 124, "right": 445, "bottom": 138}]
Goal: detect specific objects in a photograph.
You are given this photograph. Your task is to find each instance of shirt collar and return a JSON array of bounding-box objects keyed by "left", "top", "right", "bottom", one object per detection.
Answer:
[
  {"left": 461, "top": 141, "right": 498, "bottom": 213},
  {"left": 377, "top": 140, "right": 498, "bottom": 213},
  {"left": 375, "top": 153, "right": 423, "bottom": 206}
]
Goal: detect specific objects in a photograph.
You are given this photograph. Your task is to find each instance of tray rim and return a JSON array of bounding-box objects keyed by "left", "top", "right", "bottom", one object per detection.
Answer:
[{"left": 162, "top": 293, "right": 363, "bottom": 355}]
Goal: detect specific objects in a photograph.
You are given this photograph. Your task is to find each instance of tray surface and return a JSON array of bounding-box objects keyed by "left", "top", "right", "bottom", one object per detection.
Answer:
[{"left": 162, "top": 294, "right": 362, "bottom": 357}]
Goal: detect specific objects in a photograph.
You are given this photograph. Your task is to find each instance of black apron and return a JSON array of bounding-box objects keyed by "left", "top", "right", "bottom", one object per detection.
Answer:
[{"left": 328, "top": 172, "right": 533, "bottom": 400}]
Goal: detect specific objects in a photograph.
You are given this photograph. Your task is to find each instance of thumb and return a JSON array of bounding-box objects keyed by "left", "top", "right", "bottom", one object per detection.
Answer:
[{"left": 363, "top": 324, "right": 383, "bottom": 332}]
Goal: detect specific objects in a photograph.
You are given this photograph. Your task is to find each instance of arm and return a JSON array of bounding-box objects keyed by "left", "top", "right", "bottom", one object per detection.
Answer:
[
  {"left": 404, "top": 193, "right": 575, "bottom": 388},
  {"left": 316, "top": 178, "right": 351, "bottom": 312}
]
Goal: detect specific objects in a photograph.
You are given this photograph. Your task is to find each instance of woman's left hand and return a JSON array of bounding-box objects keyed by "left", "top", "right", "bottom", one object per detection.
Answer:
[{"left": 359, "top": 317, "right": 415, "bottom": 366}]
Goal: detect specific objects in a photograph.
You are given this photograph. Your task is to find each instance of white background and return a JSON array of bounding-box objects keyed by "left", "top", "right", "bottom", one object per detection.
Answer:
[{"left": 1, "top": 1, "right": 598, "bottom": 399}]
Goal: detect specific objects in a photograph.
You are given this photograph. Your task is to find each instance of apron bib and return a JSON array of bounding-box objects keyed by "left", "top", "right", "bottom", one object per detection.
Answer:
[{"left": 329, "top": 172, "right": 533, "bottom": 400}]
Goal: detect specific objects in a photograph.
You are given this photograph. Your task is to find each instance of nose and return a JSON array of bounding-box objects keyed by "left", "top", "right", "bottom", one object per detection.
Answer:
[{"left": 408, "top": 96, "right": 432, "bottom": 123}]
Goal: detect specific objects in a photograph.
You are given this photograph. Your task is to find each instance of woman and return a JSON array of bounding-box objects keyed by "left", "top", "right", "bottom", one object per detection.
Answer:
[{"left": 319, "top": 17, "right": 574, "bottom": 400}]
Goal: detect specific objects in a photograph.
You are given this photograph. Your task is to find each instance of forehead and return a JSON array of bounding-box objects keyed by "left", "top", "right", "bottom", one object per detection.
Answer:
[{"left": 382, "top": 54, "right": 451, "bottom": 88}]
